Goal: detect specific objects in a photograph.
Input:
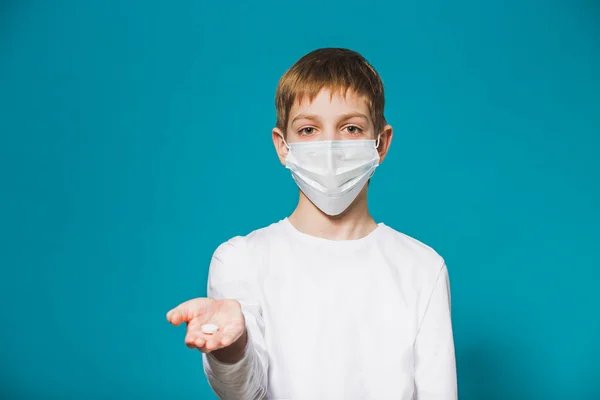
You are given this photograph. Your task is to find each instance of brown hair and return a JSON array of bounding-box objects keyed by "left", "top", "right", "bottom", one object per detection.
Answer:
[{"left": 275, "top": 48, "right": 386, "bottom": 136}]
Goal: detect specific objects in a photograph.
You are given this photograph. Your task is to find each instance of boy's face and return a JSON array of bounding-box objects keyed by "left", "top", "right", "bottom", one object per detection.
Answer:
[{"left": 272, "top": 88, "right": 393, "bottom": 165}]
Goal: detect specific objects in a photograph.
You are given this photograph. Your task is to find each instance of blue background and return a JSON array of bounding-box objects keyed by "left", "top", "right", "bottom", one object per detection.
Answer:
[{"left": 1, "top": 0, "right": 599, "bottom": 398}]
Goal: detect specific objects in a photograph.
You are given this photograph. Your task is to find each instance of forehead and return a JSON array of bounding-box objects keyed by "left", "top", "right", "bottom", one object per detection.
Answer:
[{"left": 289, "top": 88, "right": 371, "bottom": 119}]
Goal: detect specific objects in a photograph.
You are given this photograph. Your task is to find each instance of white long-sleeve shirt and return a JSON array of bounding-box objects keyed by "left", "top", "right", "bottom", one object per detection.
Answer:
[{"left": 202, "top": 218, "right": 457, "bottom": 400}]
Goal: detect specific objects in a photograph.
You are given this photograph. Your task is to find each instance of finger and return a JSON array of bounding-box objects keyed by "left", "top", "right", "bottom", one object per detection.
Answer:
[
  {"left": 167, "top": 309, "right": 186, "bottom": 326},
  {"left": 185, "top": 336, "right": 196, "bottom": 349},
  {"left": 167, "top": 299, "right": 210, "bottom": 326},
  {"left": 193, "top": 336, "right": 207, "bottom": 351},
  {"left": 220, "top": 336, "right": 232, "bottom": 347},
  {"left": 220, "top": 332, "right": 238, "bottom": 347},
  {"left": 204, "top": 336, "right": 221, "bottom": 352},
  {"left": 219, "top": 322, "right": 244, "bottom": 347},
  {"left": 185, "top": 334, "right": 205, "bottom": 350}
]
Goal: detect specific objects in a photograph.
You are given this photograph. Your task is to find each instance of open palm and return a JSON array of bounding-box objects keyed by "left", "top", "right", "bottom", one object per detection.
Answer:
[{"left": 167, "top": 298, "right": 245, "bottom": 352}]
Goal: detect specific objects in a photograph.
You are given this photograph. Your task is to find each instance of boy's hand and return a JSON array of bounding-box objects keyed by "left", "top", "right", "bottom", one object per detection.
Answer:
[{"left": 167, "top": 298, "right": 246, "bottom": 355}]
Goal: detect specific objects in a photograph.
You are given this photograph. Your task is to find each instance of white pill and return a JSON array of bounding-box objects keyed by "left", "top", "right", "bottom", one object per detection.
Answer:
[{"left": 201, "top": 323, "right": 219, "bottom": 334}]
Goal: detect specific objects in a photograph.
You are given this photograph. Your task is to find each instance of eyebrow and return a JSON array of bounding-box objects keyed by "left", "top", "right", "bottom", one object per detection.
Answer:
[
  {"left": 291, "top": 113, "right": 321, "bottom": 125},
  {"left": 290, "top": 112, "right": 369, "bottom": 125}
]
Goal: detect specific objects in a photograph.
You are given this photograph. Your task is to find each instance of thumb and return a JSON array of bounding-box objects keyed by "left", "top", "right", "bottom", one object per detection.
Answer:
[{"left": 166, "top": 298, "right": 211, "bottom": 326}]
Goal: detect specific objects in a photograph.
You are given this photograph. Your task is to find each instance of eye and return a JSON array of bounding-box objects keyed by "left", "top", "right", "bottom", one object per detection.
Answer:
[
  {"left": 343, "top": 125, "right": 363, "bottom": 135},
  {"left": 298, "top": 127, "right": 316, "bottom": 136}
]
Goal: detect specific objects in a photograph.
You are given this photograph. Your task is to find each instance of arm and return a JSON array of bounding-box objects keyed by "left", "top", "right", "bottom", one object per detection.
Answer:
[
  {"left": 202, "top": 238, "right": 269, "bottom": 400},
  {"left": 414, "top": 263, "right": 457, "bottom": 399}
]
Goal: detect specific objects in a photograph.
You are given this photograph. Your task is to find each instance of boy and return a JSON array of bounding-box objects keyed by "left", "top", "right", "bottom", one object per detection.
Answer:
[{"left": 167, "top": 48, "right": 457, "bottom": 399}]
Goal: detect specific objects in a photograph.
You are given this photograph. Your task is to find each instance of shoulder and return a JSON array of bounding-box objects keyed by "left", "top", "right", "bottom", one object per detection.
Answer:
[
  {"left": 207, "top": 221, "right": 285, "bottom": 291},
  {"left": 376, "top": 224, "right": 451, "bottom": 317},
  {"left": 377, "top": 223, "right": 447, "bottom": 281},
  {"left": 211, "top": 220, "right": 286, "bottom": 262}
]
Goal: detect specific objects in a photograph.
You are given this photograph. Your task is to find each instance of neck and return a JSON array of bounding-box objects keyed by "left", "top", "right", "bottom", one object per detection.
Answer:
[{"left": 288, "top": 188, "right": 378, "bottom": 241}]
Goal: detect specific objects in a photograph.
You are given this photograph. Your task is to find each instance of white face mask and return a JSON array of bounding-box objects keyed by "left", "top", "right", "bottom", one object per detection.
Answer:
[{"left": 283, "top": 136, "right": 381, "bottom": 216}]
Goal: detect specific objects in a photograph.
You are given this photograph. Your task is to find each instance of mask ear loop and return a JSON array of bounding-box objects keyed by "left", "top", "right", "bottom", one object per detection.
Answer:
[
  {"left": 281, "top": 135, "right": 291, "bottom": 150},
  {"left": 374, "top": 134, "right": 381, "bottom": 149}
]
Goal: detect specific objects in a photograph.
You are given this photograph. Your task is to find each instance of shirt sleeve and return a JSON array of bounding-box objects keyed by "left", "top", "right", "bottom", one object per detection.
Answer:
[
  {"left": 202, "top": 237, "right": 269, "bottom": 400},
  {"left": 414, "top": 262, "right": 458, "bottom": 400}
]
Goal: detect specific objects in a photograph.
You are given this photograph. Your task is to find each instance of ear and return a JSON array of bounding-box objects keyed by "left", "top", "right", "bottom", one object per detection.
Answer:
[
  {"left": 272, "top": 127, "right": 288, "bottom": 166},
  {"left": 376, "top": 125, "right": 393, "bottom": 164}
]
